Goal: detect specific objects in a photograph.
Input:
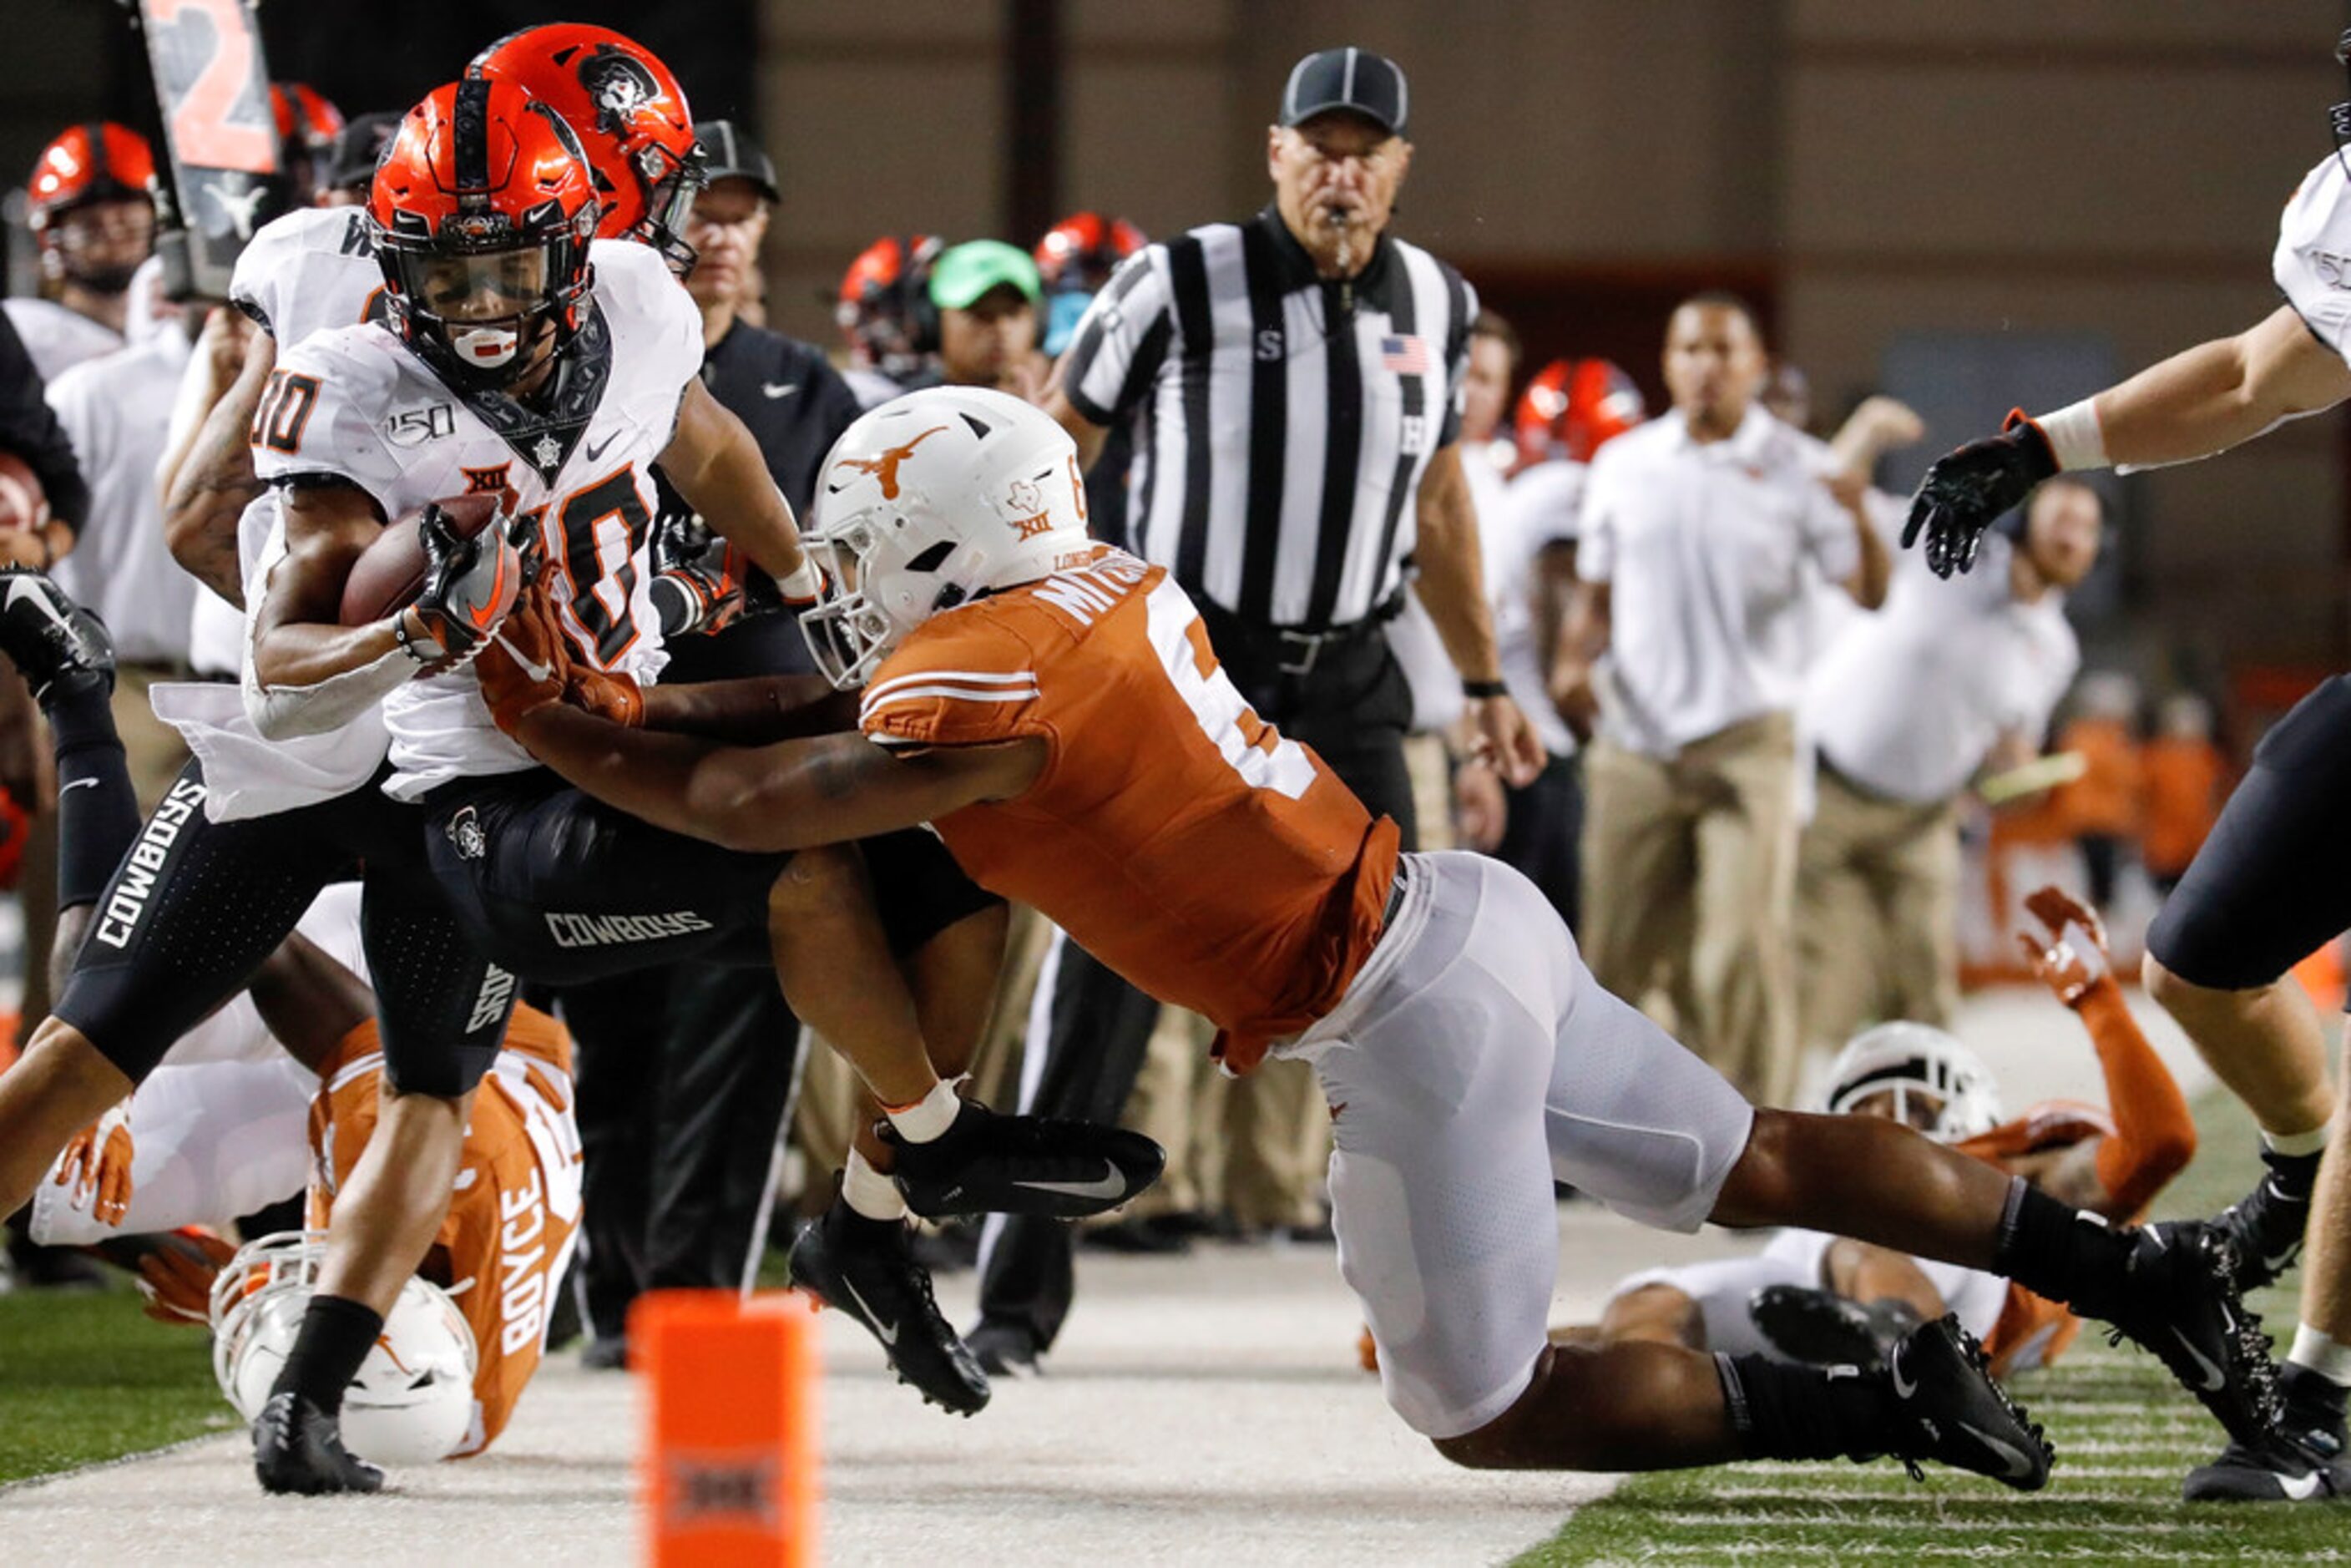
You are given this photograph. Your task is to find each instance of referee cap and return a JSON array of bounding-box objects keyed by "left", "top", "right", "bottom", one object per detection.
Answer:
[
  {"left": 929, "top": 240, "right": 1043, "bottom": 311},
  {"left": 694, "top": 119, "right": 780, "bottom": 205},
  {"left": 1279, "top": 47, "right": 1408, "bottom": 138}
]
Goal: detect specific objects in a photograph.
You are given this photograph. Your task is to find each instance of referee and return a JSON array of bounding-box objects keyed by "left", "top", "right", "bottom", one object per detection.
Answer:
[{"left": 964, "top": 46, "right": 1542, "bottom": 1375}]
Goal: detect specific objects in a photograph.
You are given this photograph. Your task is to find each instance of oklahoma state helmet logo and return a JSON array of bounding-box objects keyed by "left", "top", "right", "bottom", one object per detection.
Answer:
[
  {"left": 576, "top": 46, "right": 660, "bottom": 135},
  {"left": 831, "top": 426, "right": 948, "bottom": 501}
]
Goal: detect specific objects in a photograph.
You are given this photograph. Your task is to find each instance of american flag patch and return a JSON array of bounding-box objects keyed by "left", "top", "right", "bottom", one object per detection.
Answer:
[{"left": 1379, "top": 335, "right": 1429, "bottom": 374}]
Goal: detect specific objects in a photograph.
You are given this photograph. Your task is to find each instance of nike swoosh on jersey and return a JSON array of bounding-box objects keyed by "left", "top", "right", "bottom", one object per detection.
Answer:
[
  {"left": 761, "top": 382, "right": 800, "bottom": 399},
  {"left": 584, "top": 430, "right": 620, "bottom": 462},
  {"left": 1012, "top": 1166, "right": 1129, "bottom": 1201},
  {"left": 839, "top": 1276, "right": 898, "bottom": 1347}
]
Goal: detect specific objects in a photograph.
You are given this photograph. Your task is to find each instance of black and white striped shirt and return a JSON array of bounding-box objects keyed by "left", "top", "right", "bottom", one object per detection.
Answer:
[{"left": 1060, "top": 206, "right": 1476, "bottom": 631}]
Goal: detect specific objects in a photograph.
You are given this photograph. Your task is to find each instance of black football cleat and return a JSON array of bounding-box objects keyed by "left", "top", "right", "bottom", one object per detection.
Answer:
[
  {"left": 0, "top": 568, "right": 112, "bottom": 702},
  {"left": 882, "top": 1099, "right": 1165, "bottom": 1221},
  {"left": 964, "top": 1318, "right": 1042, "bottom": 1378},
  {"left": 2183, "top": 1428, "right": 2351, "bottom": 1503},
  {"left": 2093, "top": 1221, "right": 2280, "bottom": 1448},
  {"left": 1879, "top": 1316, "right": 2052, "bottom": 1491},
  {"left": 1750, "top": 1284, "right": 1920, "bottom": 1376},
  {"left": 2212, "top": 1146, "right": 2318, "bottom": 1292},
  {"left": 252, "top": 1390, "right": 385, "bottom": 1496},
  {"left": 2184, "top": 1362, "right": 2348, "bottom": 1502},
  {"left": 787, "top": 1200, "right": 989, "bottom": 1416}
]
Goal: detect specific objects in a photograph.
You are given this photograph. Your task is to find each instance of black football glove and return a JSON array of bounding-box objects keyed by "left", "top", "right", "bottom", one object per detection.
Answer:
[
  {"left": 1901, "top": 409, "right": 2058, "bottom": 579},
  {"left": 411, "top": 503, "right": 536, "bottom": 662}
]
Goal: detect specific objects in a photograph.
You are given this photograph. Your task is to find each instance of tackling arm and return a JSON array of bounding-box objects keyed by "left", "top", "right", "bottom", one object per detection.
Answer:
[
  {"left": 505, "top": 701, "right": 1042, "bottom": 855},
  {"left": 657, "top": 379, "right": 815, "bottom": 594}
]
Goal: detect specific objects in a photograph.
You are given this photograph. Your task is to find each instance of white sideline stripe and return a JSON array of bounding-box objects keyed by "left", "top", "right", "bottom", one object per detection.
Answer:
[
  {"left": 0, "top": 1429, "right": 235, "bottom": 1497},
  {"left": 1622, "top": 1548, "right": 2337, "bottom": 1563},
  {"left": 860, "top": 683, "right": 1040, "bottom": 717},
  {"left": 2041, "top": 1403, "right": 2211, "bottom": 1419},
  {"left": 1653, "top": 1511, "right": 2234, "bottom": 1532},
  {"left": 1696, "top": 1484, "right": 2177, "bottom": 1502},
  {"left": 862, "top": 668, "right": 1036, "bottom": 702}
]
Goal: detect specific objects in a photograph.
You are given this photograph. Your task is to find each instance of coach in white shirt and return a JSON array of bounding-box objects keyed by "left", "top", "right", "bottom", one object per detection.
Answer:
[
  {"left": 1797, "top": 479, "right": 2098, "bottom": 1053},
  {"left": 1556, "top": 293, "right": 1888, "bottom": 1105}
]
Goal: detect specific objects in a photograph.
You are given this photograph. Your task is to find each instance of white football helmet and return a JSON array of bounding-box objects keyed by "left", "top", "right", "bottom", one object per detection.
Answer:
[
  {"left": 210, "top": 1232, "right": 478, "bottom": 1464},
  {"left": 1823, "top": 1022, "right": 2003, "bottom": 1144},
  {"left": 799, "top": 385, "right": 1094, "bottom": 688}
]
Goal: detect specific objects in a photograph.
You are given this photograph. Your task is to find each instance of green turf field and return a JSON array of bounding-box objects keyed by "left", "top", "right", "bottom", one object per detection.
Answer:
[
  {"left": 1517, "top": 1088, "right": 2345, "bottom": 1565},
  {"left": 0, "top": 1282, "right": 233, "bottom": 1487}
]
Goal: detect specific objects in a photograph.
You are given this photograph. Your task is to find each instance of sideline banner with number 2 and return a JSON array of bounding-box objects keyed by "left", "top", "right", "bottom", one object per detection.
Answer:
[{"left": 137, "top": 0, "right": 287, "bottom": 300}]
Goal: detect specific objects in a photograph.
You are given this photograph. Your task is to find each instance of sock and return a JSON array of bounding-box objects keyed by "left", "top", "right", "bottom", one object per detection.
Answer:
[
  {"left": 2258, "top": 1141, "right": 2327, "bottom": 1203},
  {"left": 44, "top": 673, "right": 140, "bottom": 911},
  {"left": 1716, "top": 1353, "right": 1890, "bottom": 1462},
  {"left": 2264, "top": 1117, "right": 2334, "bottom": 1161},
  {"left": 882, "top": 1078, "right": 962, "bottom": 1144},
  {"left": 2288, "top": 1325, "right": 2351, "bottom": 1388},
  {"left": 841, "top": 1150, "right": 907, "bottom": 1222},
  {"left": 268, "top": 1293, "right": 385, "bottom": 1417},
  {"left": 1990, "top": 1177, "right": 2138, "bottom": 1320}
]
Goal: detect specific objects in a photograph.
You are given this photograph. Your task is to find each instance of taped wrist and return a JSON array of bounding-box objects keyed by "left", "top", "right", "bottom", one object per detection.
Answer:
[
  {"left": 2031, "top": 399, "right": 2109, "bottom": 473},
  {"left": 242, "top": 642, "right": 412, "bottom": 741}
]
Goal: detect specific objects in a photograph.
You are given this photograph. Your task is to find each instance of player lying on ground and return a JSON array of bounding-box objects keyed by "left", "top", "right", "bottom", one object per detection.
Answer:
[
  {"left": 1903, "top": 27, "right": 2351, "bottom": 1501},
  {"left": 0, "top": 575, "right": 579, "bottom": 1459},
  {"left": 464, "top": 385, "right": 2285, "bottom": 1489},
  {"left": 1570, "top": 889, "right": 2202, "bottom": 1386}
]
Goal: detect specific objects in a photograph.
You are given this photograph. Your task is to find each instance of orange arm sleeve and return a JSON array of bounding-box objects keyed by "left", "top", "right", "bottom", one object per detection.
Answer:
[{"left": 2075, "top": 975, "right": 2197, "bottom": 1216}]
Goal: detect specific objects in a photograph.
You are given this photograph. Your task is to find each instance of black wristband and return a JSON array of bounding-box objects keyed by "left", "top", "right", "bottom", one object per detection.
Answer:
[{"left": 1461, "top": 679, "right": 1506, "bottom": 700}]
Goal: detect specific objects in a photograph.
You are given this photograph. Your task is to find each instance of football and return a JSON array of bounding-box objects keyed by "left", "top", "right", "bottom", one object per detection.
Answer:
[
  {"left": 0, "top": 449, "right": 48, "bottom": 533},
  {"left": 338, "top": 493, "right": 504, "bottom": 626}
]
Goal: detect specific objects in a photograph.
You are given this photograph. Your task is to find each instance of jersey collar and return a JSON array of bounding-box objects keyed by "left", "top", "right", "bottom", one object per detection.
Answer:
[
  {"left": 1255, "top": 203, "right": 1399, "bottom": 304},
  {"left": 442, "top": 299, "right": 617, "bottom": 488}
]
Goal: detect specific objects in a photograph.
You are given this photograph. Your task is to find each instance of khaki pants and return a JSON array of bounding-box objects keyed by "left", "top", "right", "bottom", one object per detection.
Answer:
[
  {"left": 1580, "top": 711, "right": 1800, "bottom": 1105},
  {"left": 1795, "top": 766, "right": 1961, "bottom": 1054}
]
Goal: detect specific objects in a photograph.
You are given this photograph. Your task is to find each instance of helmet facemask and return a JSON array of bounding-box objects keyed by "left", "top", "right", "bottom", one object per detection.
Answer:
[{"left": 799, "top": 503, "right": 973, "bottom": 689}]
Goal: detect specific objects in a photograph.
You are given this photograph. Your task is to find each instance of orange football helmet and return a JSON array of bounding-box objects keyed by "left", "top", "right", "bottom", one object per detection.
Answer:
[
  {"left": 1512, "top": 357, "right": 1646, "bottom": 471},
  {"left": 368, "top": 79, "right": 601, "bottom": 392},
  {"left": 27, "top": 122, "right": 156, "bottom": 232},
  {"left": 837, "top": 233, "right": 943, "bottom": 375},
  {"left": 27, "top": 123, "right": 157, "bottom": 293},
  {"left": 468, "top": 23, "right": 704, "bottom": 271},
  {"left": 271, "top": 83, "right": 346, "bottom": 205},
  {"left": 1033, "top": 211, "right": 1145, "bottom": 293}
]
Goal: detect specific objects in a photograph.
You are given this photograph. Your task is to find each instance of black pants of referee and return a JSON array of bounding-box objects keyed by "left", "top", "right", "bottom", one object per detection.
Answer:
[{"left": 971, "top": 615, "right": 1418, "bottom": 1358}]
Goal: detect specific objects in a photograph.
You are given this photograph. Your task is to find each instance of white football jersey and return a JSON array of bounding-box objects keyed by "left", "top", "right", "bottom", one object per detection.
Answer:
[
  {"left": 253, "top": 239, "right": 701, "bottom": 798},
  {"left": 2276, "top": 152, "right": 2351, "bottom": 362},
  {"left": 150, "top": 206, "right": 399, "bottom": 817},
  {"left": 3, "top": 296, "right": 122, "bottom": 384}
]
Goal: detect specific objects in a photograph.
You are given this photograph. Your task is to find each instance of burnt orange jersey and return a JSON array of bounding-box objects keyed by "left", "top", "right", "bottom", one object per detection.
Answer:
[
  {"left": 306, "top": 1004, "right": 584, "bottom": 1455},
  {"left": 860, "top": 549, "right": 1400, "bottom": 1072}
]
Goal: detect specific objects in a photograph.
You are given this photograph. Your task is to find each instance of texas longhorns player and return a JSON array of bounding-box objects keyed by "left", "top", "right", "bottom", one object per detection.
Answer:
[
  {"left": 1579, "top": 887, "right": 2197, "bottom": 1382},
  {"left": 473, "top": 384, "right": 2285, "bottom": 1490},
  {"left": 33, "top": 883, "right": 582, "bottom": 1457}
]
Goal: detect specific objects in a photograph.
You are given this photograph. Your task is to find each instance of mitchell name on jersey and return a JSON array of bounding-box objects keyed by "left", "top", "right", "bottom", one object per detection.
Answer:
[{"left": 250, "top": 239, "right": 704, "bottom": 799}]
